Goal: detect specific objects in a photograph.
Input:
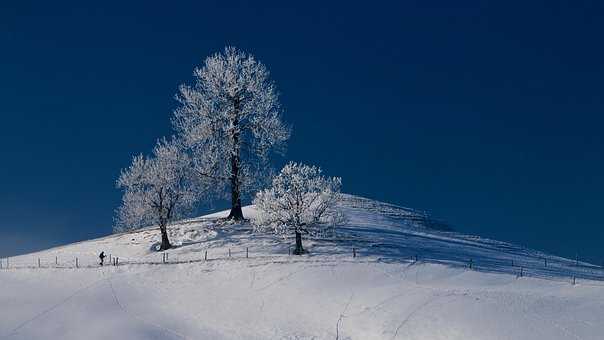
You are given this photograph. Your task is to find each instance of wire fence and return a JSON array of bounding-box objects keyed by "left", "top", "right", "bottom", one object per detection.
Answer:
[{"left": 2, "top": 246, "right": 603, "bottom": 287}]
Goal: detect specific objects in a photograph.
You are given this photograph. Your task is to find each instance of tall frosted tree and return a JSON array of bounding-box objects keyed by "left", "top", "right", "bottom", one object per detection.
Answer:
[
  {"left": 115, "top": 138, "right": 201, "bottom": 250},
  {"left": 253, "top": 162, "right": 342, "bottom": 255},
  {"left": 173, "top": 47, "right": 290, "bottom": 220}
]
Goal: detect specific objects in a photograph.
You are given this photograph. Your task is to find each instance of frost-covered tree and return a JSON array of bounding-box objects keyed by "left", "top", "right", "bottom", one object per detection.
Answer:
[
  {"left": 253, "top": 162, "right": 342, "bottom": 255},
  {"left": 173, "top": 47, "right": 290, "bottom": 221},
  {"left": 115, "top": 138, "right": 201, "bottom": 250}
]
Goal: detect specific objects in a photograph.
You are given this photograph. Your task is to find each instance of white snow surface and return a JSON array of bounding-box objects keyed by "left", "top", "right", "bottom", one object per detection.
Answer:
[{"left": 1, "top": 194, "right": 603, "bottom": 340}]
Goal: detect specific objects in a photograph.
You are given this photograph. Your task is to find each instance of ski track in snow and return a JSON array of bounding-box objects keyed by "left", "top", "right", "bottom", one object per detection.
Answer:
[
  {"left": 390, "top": 293, "right": 456, "bottom": 340},
  {"left": 3, "top": 276, "right": 107, "bottom": 338},
  {"left": 335, "top": 293, "right": 354, "bottom": 340},
  {"left": 106, "top": 274, "right": 188, "bottom": 340}
]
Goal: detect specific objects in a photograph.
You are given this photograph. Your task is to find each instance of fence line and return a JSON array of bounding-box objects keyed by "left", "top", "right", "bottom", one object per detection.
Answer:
[{"left": 1, "top": 247, "right": 603, "bottom": 287}]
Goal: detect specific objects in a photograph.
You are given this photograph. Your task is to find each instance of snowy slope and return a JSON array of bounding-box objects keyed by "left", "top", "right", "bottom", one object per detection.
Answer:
[{"left": 1, "top": 195, "right": 603, "bottom": 340}]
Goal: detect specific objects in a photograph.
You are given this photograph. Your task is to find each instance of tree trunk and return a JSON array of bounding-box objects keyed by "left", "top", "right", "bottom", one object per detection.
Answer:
[
  {"left": 227, "top": 153, "right": 243, "bottom": 220},
  {"left": 159, "top": 225, "right": 171, "bottom": 251},
  {"left": 227, "top": 195, "right": 244, "bottom": 220},
  {"left": 294, "top": 231, "right": 304, "bottom": 255},
  {"left": 227, "top": 100, "right": 244, "bottom": 221}
]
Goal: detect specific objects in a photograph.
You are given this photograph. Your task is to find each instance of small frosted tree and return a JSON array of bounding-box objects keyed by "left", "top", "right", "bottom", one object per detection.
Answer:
[
  {"left": 253, "top": 162, "right": 342, "bottom": 255},
  {"left": 173, "top": 46, "right": 290, "bottom": 221},
  {"left": 115, "top": 138, "right": 201, "bottom": 250}
]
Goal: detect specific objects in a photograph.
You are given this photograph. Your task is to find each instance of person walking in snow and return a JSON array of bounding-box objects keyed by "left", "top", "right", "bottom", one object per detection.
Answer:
[{"left": 99, "top": 251, "right": 106, "bottom": 266}]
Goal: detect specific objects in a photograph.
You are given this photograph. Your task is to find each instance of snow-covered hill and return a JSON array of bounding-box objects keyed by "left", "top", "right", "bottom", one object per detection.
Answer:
[{"left": 1, "top": 195, "right": 603, "bottom": 339}]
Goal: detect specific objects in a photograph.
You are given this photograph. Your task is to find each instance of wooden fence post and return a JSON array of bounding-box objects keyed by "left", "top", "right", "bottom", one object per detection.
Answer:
[
  {"left": 544, "top": 258, "right": 547, "bottom": 267},
  {"left": 573, "top": 276, "right": 576, "bottom": 285},
  {"left": 246, "top": 247, "right": 249, "bottom": 258},
  {"left": 38, "top": 258, "right": 41, "bottom": 268},
  {"left": 56, "top": 256, "right": 58, "bottom": 265},
  {"left": 204, "top": 250, "right": 208, "bottom": 261},
  {"left": 353, "top": 248, "right": 356, "bottom": 258},
  {"left": 229, "top": 249, "right": 231, "bottom": 257},
  {"left": 76, "top": 258, "right": 79, "bottom": 268},
  {"left": 469, "top": 259, "right": 473, "bottom": 269}
]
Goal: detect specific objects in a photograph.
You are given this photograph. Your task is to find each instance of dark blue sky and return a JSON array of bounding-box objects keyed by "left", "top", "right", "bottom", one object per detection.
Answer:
[{"left": 1, "top": 1, "right": 602, "bottom": 263}]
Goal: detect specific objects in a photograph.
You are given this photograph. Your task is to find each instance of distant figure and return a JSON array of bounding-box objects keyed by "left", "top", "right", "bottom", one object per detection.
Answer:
[{"left": 99, "top": 251, "right": 106, "bottom": 266}]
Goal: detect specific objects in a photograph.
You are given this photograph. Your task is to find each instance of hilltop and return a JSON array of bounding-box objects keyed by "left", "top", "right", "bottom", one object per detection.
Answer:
[{"left": 1, "top": 195, "right": 603, "bottom": 339}]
